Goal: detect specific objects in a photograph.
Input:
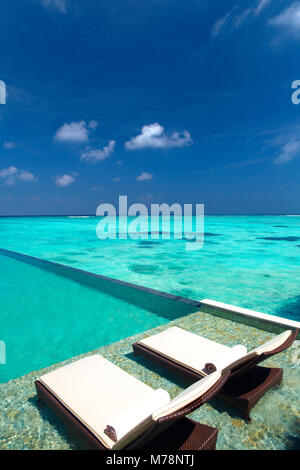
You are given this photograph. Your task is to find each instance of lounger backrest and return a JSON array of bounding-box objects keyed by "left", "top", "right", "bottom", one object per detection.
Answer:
[
  {"left": 250, "top": 330, "right": 292, "bottom": 355},
  {"left": 152, "top": 370, "right": 227, "bottom": 421},
  {"left": 222, "top": 330, "right": 294, "bottom": 376}
]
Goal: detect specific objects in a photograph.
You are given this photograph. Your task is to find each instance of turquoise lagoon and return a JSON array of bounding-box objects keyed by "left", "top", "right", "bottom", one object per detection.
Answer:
[{"left": 0, "top": 215, "right": 299, "bottom": 382}]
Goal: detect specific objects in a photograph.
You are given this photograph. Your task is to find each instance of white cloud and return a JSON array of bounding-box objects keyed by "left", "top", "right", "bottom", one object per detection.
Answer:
[
  {"left": 0, "top": 166, "right": 37, "bottom": 186},
  {"left": 40, "top": 0, "right": 68, "bottom": 13},
  {"left": 136, "top": 172, "right": 153, "bottom": 181},
  {"left": 3, "top": 141, "right": 16, "bottom": 149},
  {"left": 0, "top": 167, "right": 18, "bottom": 178},
  {"left": 18, "top": 170, "right": 37, "bottom": 182},
  {"left": 270, "top": 3, "right": 300, "bottom": 34},
  {"left": 81, "top": 140, "right": 116, "bottom": 163},
  {"left": 125, "top": 123, "right": 192, "bottom": 150},
  {"left": 88, "top": 120, "right": 98, "bottom": 130},
  {"left": 112, "top": 177, "right": 120, "bottom": 182},
  {"left": 255, "top": 0, "right": 271, "bottom": 15},
  {"left": 274, "top": 140, "right": 300, "bottom": 164},
  {"left": 54, "top": 174, "right": 76, "bottom": 187},
  {"left": 232, "top": 8, "right": 253, "bottom": 30},
  {"left": 211, "top": 12, "right": 232, "bottom": 38},
  {"left": 91, "top": 185, "right": 106, "bottom": 191},
  {"left": 211, "top": 0, "right": 271, "bottom": 38},
  {"left": 54, "top": 120, "right": 97, "bottom": 143}
]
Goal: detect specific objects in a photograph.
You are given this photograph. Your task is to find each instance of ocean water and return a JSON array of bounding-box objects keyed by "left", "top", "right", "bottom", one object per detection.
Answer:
[
  {"left": 0, "top": 215, "right": 299, "bottom": 318},
  {"left": 0, "top": 215, "right": 299, "bottom": 382}
]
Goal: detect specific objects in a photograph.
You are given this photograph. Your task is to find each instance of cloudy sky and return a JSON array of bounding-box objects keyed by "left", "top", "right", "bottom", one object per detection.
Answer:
[{"left": 1, "top": 0, "right": 300, "bottom": 215}]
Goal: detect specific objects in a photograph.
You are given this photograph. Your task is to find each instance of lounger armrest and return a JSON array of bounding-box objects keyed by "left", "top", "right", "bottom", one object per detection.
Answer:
[{"left": 155, "top": 371, "right": 231, "bottom": 424}]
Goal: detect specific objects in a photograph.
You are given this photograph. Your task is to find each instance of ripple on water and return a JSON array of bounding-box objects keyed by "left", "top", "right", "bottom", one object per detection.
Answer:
[
  {"left": 257, "top": 236, "right": 300, "bottom": 242},
  {"left": 184, "top": 232, "right": 221, "bottom": 240},
  {"left": 275, "top": 295, "right": 300, "bottom": 322},
  {"left": 52, "top": 256, "right": 74, "bottom": 264},
  {"left": 173, "top": 288, "right": 195, "bottom": 298},
  {"left": 138, "top": 241, "right": 162, "bottom": 246},
  {"left": 129, "top": 264, "right": 160, "bottom": 275},
  {"left": 166, "top": 264, "right": 186, "bottom": 273}
]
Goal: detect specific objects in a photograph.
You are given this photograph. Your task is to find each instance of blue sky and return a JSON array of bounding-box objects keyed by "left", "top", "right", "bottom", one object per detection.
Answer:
[{"left": 1, "top": 0, "right": 300, "bottom": 215}]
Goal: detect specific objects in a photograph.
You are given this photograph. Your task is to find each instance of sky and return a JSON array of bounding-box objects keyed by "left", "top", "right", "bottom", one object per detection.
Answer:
[{"left": 1, "top": 0, "right": 300, "bottom": 215}]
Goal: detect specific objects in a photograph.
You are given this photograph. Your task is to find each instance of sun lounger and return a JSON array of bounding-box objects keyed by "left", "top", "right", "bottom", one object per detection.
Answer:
[
  {"left": 133, "top": 327, "right": 298, "bottom": 421},
  {"left": 35, "top": 354, "right": 230, "bottom": 450}
]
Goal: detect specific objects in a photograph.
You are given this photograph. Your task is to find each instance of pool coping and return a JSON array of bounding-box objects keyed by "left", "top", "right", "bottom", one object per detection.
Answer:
[{"left": 200, "top": 299, "right": 300, "bottom": 337}]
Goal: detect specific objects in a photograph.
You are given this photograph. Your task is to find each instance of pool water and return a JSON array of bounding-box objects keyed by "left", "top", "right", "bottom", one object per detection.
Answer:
[
  {"left": 0, "top": 254, "right": 197, "bottom": 383},
  {"left": 0, "top": 215, "right": 299, "bottom": 319}
]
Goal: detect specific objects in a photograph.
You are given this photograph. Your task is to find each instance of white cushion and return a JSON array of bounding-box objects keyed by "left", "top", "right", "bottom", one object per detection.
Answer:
[
  {"left": 153, "top": 370, "right": 222, "bottom": 420},
  {"left": 39, "top": 355, "right": 154, "bottom": 449},
  {"left": 222, "top": 332, "right": 292, "bottom": 373},
  {"left": 216, "top": 344, "right": 248, "bottom": 370},
  {"left": 251, "top": 330, "right": 292, "bottom": 355},
  {"left": 105, "top": 389, "right": 170, "bottom": 443},
  {"left": 139, "top": 327, "right": 246, "bottom": 375}
]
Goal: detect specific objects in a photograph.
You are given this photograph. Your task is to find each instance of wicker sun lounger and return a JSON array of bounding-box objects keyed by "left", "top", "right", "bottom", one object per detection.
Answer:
[
  {"left": 133, "top": 327, "right": 298, "bottom": 421},
  {"left": 35, "top": 355, "right": 230, "bottom": 450}
]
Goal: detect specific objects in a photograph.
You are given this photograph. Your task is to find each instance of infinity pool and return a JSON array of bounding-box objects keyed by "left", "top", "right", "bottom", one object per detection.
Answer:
[{"left": 0, "top": 253, "right": 197, "bottom": 383}]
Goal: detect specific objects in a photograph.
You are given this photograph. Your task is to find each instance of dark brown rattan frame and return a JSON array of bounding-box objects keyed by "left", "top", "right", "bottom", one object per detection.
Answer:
[
  {"left": 133, "top": 329, "right": 298, "bottom": 421},
  {"left": 35, "top": 371, "right": 230, "bottom": 450}
]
